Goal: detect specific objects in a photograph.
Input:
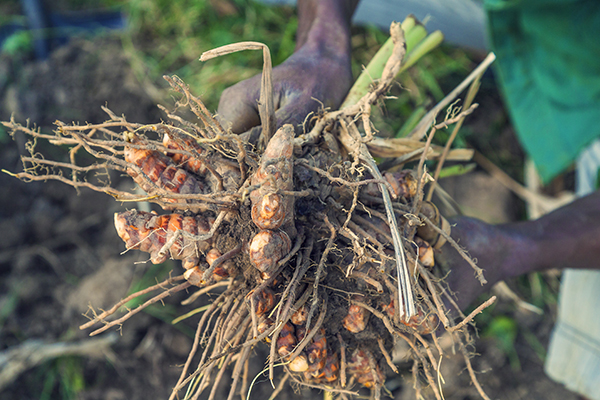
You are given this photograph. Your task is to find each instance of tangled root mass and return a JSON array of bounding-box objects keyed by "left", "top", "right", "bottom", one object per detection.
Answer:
[{"left": 4, "top": 66, "right": 493, "bottom": 399}]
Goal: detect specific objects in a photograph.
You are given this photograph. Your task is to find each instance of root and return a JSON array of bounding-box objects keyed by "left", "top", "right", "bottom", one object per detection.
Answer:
[
  {"left": 287, "top": 373, "right": 359, "bottom": 397},
  {"left": 377, "top": 338, "right": 398, "bottom": 374},
  {"left": 288, "top": 294, "right": 327, "bottom": 362},
  {"left": 308, "top": 214, "right": 336, "bottom": 329},
  {"left": 459, "top": 341, "right": 491, "bottom": 400},
  {"left": 267, "top": 372, "right": 290, "bottom": 400},
  {"left": 419, "top": 212, "right": 486, "bottom": 284},
  {"left": 181, "top": 280, "right": 231, "bottom": 305},
  {"left": 447, "top": 296, "right": 496, "bottom": 333},
  {"left": 3, "top": 20, "right": 497, "bottom": 400},
  {"left": 88, "top": 281, "right": 191, "bottom": 336},
  {"left": 169, "top": 283, "right": 239, "bottom": 400},
  {"left": 80, "top": 274, "right": 186, "bottom": 330}
]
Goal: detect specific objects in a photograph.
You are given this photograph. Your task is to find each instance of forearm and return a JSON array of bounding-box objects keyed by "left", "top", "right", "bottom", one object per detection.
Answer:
[
  {"left": 508, "top": 190, "right": 600, "bottom": 275},
  {"left": 296, "top": 0, "right": 359, "bottom": 55},
  {"left": 442, "top": 190, "right": 600, "bottom": 309}
]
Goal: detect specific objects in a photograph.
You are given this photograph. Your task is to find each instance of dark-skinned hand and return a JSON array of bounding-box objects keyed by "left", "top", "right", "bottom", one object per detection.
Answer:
[
  {"left": 437, "top": 190, "right": 600, "bottom": 311},
  {"left": 436, "top": 216, "right": 515, "bottom": 311},
  {"left": 217, "top": 0, "right": 358, "bottom": 137},
  {"left": 217, "top": 44, "right": 352, "bottom": 136}
]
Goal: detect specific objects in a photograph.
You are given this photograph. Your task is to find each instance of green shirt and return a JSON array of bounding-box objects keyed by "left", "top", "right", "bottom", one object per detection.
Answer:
[{"left": 485, "top": 0, "right": 600, "bottom": 182}]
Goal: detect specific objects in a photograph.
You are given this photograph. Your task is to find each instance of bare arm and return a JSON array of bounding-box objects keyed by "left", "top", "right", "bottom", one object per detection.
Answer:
[
  {"left": 439, "top": 190, "right": 600, "bottom": 309},
  {"left": 296, "top": 0, "right": 359, "bottom": 51}
]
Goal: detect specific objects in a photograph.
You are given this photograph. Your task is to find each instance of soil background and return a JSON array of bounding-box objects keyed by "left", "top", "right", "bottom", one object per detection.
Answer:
[{"left": 0, "top": 33, "right": 580, "bottom": 400}]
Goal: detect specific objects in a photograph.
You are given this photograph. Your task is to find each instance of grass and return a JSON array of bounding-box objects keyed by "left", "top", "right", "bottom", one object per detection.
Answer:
[
  {"left": 34, "top": 356, "right": 85, "bottom": 400},
  {"left": 122, "top": 0, "right": 298, "bottom": 110}
]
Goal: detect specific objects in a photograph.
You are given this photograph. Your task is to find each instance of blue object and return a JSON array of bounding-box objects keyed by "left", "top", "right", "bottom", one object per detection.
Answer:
[{"left": 1, "top": 0, "right": 126, "bottom": 60}]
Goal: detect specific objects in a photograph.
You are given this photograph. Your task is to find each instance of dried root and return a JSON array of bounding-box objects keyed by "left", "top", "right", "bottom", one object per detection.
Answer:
[{"left": 2, "top": 23, "right": 496, "bottom": 400}]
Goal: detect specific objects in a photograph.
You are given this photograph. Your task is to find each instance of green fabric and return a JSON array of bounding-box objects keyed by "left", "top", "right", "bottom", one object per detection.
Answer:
[{"left": 484, "top": 0, "right": 600, "bottom": 182}]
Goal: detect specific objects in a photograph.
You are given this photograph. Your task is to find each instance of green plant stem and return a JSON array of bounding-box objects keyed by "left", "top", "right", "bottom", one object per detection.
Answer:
[
  {"left": 397, "top": 30, "right": 444, "bottom": 74},
  {"left": 341, "top": 16, "right": 427, "bottom": 108}
]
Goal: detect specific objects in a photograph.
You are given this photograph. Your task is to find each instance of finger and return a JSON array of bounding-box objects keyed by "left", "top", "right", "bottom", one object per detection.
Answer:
[
  {"left": 273, "top": 98, "right": 323, "bottom": 134},
  {"left": 239, "top": 125, "right": 263, "bottom": 147},
  {"left": 217, "top": 82, "right": 261, "bottom": 134},
  {"left": 238, "top": 98, "right": 324, "bottom": 146}
]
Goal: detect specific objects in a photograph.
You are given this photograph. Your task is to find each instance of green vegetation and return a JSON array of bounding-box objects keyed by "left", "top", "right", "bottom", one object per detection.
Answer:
[
  {"left": 38, "top": 357, "right": 86, "bottom": 400},
  {"left": 123, "top": 0, "right": 298, "bottom": 110},
  {"left": 481, "top": 314, "right": 521, "bottom": 370},
  {"left": 113, "top": 0, "right": 478, "bottom": 134},
  {"left": 1, "top": 29, "right": 32, "bottom": 55}
]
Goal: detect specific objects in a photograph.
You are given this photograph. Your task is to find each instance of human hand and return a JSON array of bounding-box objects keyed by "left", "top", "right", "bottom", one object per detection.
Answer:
[
  {"left": 437, "top": 189, "right": 600, "bottom": 312},
  {"left": 217, "top": 44, "right": 353, "bottom": 136},
  {"left": 436, "top": 216, "right": 517, "bottom": 310}
]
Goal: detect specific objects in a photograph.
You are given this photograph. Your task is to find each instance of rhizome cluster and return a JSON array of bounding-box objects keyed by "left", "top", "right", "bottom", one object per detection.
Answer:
[{"left": 5, "top": 35, "right": 495, "bottom": 398}]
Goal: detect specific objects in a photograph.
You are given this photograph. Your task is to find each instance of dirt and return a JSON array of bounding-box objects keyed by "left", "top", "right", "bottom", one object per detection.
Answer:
[{"left": 0, "top": 37, "right": 579, "bottom": 400}]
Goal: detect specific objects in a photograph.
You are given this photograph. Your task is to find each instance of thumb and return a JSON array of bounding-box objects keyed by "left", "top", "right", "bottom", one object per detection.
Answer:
[
  {"left": 238, "top": 100, "right": 321, "bottom": 146},
  {"left": 217, "top": 82, "right": 261, "bottom": 134}
]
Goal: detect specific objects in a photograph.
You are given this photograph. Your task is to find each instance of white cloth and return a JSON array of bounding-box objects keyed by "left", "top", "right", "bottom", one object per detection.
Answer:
[{"left": 545, "top": 140, "right": 600, "bottom": 400}]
